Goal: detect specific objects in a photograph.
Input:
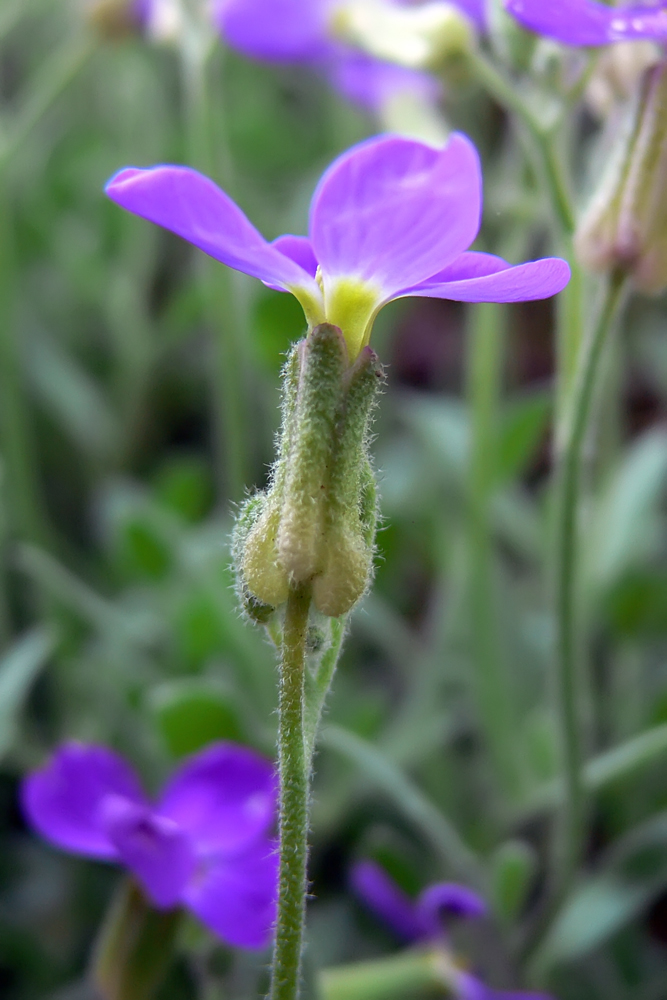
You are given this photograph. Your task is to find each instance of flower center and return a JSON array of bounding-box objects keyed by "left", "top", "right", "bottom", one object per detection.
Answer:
[{"left": 323, "top": 275, "right": 382, "bottom": 360}]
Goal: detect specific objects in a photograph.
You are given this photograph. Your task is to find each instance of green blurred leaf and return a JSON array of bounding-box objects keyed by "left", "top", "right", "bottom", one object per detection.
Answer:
[
  {"left": 537, "top": 812, "right": 667, "bottom": 969},
  {"left": 25, "top": 329, "right": 120, "bottom": 459},
  {"left": 495, "top": 391, "right": 550, "bottom": 485},
  {"left": 147, "top": 678, "right": 246, "bottom": 757},
  {"left": 589, "top": 430, "right": 667, "bottom": 593},
  {"left": 491, "top": 839, "right": 537, "bottom": 922},
  {"left": 0, "top": 625, "right": 56, "bottom": 757},
  {"left": 604, "top": 570, "right": 667, "bottom": 636}
]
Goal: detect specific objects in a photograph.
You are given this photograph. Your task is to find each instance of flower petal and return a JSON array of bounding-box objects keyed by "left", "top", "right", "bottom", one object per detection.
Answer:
[
  {"left": 158, "top": 742, "right": 277, "bottom": 857},
  {"left": 272, "top": 235, "right": 319, "bottom": 277},
  {"left": 101, "top": 796, "right": 195, "bottom": 909},
  {"left": 309, "top": 132, "right": 482, "bottom": 299},
  {"left": 505, "top": 0, "right": 667, "bottom": 46},
  {"left": 21, "top": 742, "right": 147, "bottom": 859},
  {"left": 184, "top": 839, "right": 278, "bottom": 950},
  {"left": 418, "top": 882, "right": 488, "bottom": 923},
  {"left": 453, "top": 0, "right": 488, "bottom": 31},
  {"left": 105, "top": 166, "right": 319, "bottom": 294},
  {"left": 403, "top": 253, "right": 570, "bottom": 302},
  {"left": 327, "top": 47, "right": 441, "bottom": 111},
  {"left": 350, "top": 860, "right": 428, "bottom": 942},
  {"left": 213, "top": 0, "right": 330, "bottom": 60}
]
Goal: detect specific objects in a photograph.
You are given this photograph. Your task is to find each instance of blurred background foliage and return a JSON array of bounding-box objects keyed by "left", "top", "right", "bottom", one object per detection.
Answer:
[{"left": 2, "top": 2, "right": 667, "bottom": 998}]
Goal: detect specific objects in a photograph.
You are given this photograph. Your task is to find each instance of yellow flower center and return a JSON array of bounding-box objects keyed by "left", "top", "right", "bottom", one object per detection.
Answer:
[{"left": 323, "top": 276, "right": 382, "bottom": 361}]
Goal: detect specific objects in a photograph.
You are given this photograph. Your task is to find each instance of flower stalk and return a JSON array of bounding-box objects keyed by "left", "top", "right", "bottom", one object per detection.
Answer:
[
  {"left": 270, "top": 583, "right": 313, "bottom": 1000},
  {"left": 530, "top": 270, "right": 629, "bottom": 956}
]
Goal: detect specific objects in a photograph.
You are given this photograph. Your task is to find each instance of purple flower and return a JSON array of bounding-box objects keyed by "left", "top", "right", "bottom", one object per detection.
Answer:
[
  {"left": 105, "top": 133, "right": 570, "bottom": 361},
  {"left": 21, "top": 741, "right": 278, "bottom": 950},
  {"left": 505, "top": 0, "right": 667, "bottom": 47},
  {"left": 350, "top": 861, "right": 552, "bottom": 1000},
  {"left": 212, "top": 0, "right": 484, "bottom": 111}
]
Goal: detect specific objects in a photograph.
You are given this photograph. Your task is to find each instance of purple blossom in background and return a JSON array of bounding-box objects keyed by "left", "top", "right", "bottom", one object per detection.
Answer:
[
  {"left": 505, "top": 0, "right": 667, "bottom": 47},
  {"left": 105, "top": 133, "right": 570, "bottom": 361},
  {"left": 22, "top": 741, "right": 278, "bottom": 949},
  {"left": 212, "top": 0, "right": 486, "bottom": 110},
  {"left": 351, "top": 860, "right": 552, "bottom": 1000}
]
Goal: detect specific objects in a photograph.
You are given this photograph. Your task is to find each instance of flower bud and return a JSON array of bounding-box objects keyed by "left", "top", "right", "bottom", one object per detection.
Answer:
[
  {"left": 234, "top": 325, "right": 383, "bottom": 620},
  {"left": 333, "top": 1, "right": 475, "bottom": 71},
  {"left": 576, "top": 59, "right": 667, "bottom": 294},
  {"left": 277, "top": 323, "right": 350, "bottom": 584},
  {"left": 585, "top": 42, "right": 661, "bottom": 120},
  {"left": 85, "top": 0, "right": 142, "bottom": 38},
  {"left": 312, "top": 347, "right": 382, "bottom": 617}
]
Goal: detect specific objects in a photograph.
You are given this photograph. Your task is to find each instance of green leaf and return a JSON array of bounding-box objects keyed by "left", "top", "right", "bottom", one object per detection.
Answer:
[
  {"left": 495, "top": 391, "right": 551, "bottom": 485},
  {"left": 147, "top": 679, "right": 246, "bottom": 757},
  {"left": 0, "top": 626, "right": 56, "bottom": 758},
  {"left": 536, "top": 812, "right": 667, "bottom": 969},
  {"left": 491, "top": 839, "right": 537, "bottom": 922},
  {"left": 588, "top": 429, "right": 667, "bottom": 593}
]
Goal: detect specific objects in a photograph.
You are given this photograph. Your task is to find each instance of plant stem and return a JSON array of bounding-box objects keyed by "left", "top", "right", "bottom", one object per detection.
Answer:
[
  {"left": 469, "top": 51, "right": 575, "bottom": 236},
  {"left": 270, "top": 583, "right": 313, "bottom": 1000},
  {"left": 320, "top": 950, "right": 442, "bottom": 1000},
  {"left": 179, "top": 29, "right": 248, "bottom": 501},
  {"left": 304, "top": 615, "right": 347, "bottom": 761},
  {"left": 466, "top": 302, "right": 521, "bottom": 800},
  {"left": 526, "top": 272, "right": 629, "bottom": 957},
  {"left": 0, "top": 36, "right": 95, "bottom": 550}
]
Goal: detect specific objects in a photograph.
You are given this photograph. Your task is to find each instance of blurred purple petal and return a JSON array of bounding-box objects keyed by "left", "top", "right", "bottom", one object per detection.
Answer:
[
  {"left": 105, "top": 166, "right": 319, "bottom": 294},
  {"left": 418, "top": 882, "right": 488, "bottom": 933},
  {"left": 327, "top": 47, "right": 441, "bottom": 111},
  {"left": 21, "top": 742, "right": 147, "bottom": 860},
  {"left": 505, "top": 0, "right": 667, "bottom": 46},
  {"left": 309, "top": 133, "right": 481, "bottom": 299},
  {"left": 456, "top": 971, "right": 493, "bottom": 1000},
  {"left": 455, "top": 0, "right": 489, "bottom": 30},
  {"left": 213, "top": 0, "right": 331, "bottom": 60},
  {"left": 184, "top": 838, "right": 278, "bottom": 949},
  {"left": 158, "top": 742, "right": 277, "bottom": 857},
  {"left": 101, "top": 796, "right": 195, "bottom": 909},
  {"left": 403, "top": 255, "right": 570, "bottom": 302},
  {"left": 350, "top": 860, "right": 428, "bottom": 942}
]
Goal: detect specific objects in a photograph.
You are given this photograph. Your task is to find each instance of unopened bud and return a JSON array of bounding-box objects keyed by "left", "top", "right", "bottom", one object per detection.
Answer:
[
  {"left": 277, "top": 324, "right": 349, "bottom": 584},
  {"left": 234, "top": 325, "right": 383, "bottom": 619},
  {"left": 312, "top": 347, "right": 383, "bottom": 617},
  {"left": 85, "top": 0, "right": 142, "bottom": 38},
  {"left": 576, "top": 59, "right": 667, "bottom": 294},
  {"left": 333, "top": 1, "right": 474, "bottom": 71},
  {"left": 586, "top": 42, "right": 661, "bottom": 120}
]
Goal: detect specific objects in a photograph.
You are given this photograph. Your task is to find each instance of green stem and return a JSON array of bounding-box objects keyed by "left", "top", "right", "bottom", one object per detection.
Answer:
[
  {"left": 466, "top": 302, "right": 520, "bottom": 800},
  {"left": 320, "top": 950, "right": 443, "bottom": 1000},
  {"left": 468, "top": 50, "right": 575, "bottom": 236},
  {"left": 270, "top": 584, "right": 313, "bottom": 1000},
  {"left": 304, "top": 615, "right": 348, "bottom": 761},
  {"left": 0, "top": 36, "right": 95, "bottom": 549},
  {"left": 528, "top": 272, "right": 629, "bottom": 955},
  {"left": 179, "top": 32, "right": 248, "bottom": 501}
]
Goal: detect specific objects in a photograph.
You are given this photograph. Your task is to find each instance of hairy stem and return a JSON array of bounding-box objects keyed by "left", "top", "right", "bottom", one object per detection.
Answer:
[{"left": 270, "top": 584, "right": 313, "bottom": 1000}]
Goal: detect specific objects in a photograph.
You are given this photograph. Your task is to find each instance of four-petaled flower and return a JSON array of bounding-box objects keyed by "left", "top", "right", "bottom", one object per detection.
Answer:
[
  {"left": 351, "top": 860, "right": 552, "bottom": 1000},
  {"left": 213, "top": 0, "right": 484, "bottom": 110},
  {"left": 505, "top": 0, "right": 667, "bottom": 47},
  {"left": 21, "top": 741, "right": 278, "bottom": 950},
  {"left": 105, "top": 133, "right": 570, "bottom": 362}
]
